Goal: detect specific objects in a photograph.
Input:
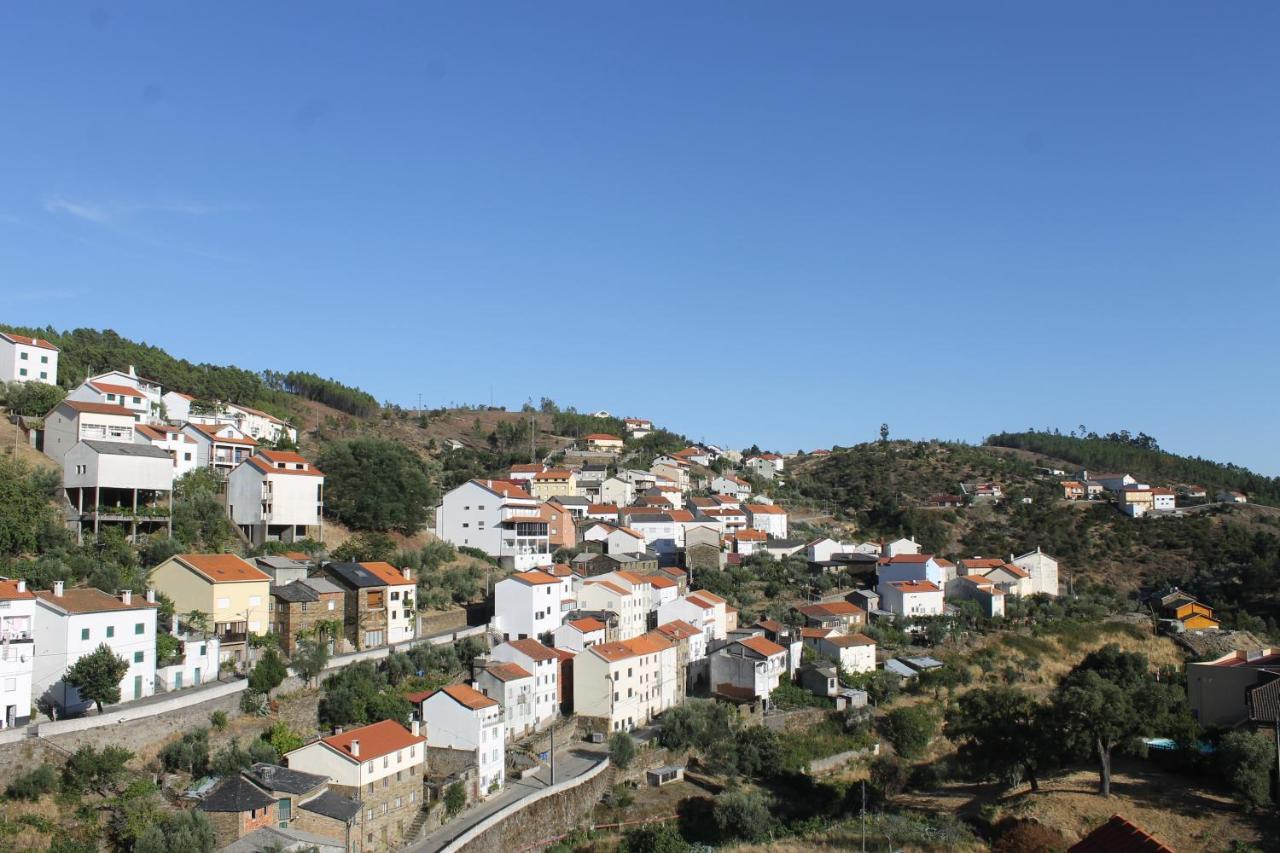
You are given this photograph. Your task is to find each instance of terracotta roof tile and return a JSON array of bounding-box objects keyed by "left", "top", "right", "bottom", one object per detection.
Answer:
[
  {"left": 738, "top": 636, "right": 786, "bottom": 657},
  {"left": 486, "top": 662, "right": 532, "bottom": 682},
  {"left": 358, "top": 561, "right": 414, "bottom": 586},
  {"left": 319, "top": 719, "right": 425, "bottom": 763},
  {"left": 504, "top": 638, "right": 559, "bottom": 662},
  {"left": 177, "top": 554, "right": 270, "bottom": 583}
]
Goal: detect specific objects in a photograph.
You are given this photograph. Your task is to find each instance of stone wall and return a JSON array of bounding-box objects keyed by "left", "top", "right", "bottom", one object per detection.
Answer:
[
  {"left": 805, "top": 742, "right": 879, "bottom": 775},
  {"left": 419, "top": 608, "right": 468, "bottom": 637}
]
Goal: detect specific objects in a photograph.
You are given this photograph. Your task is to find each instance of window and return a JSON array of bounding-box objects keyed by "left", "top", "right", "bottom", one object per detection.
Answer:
[
  {"left": 184, "top": 452, "right": 192, "bottom": 461},
  {"left": 19, "top": 352, "right": 28, "bottom": 360},
  {"left": 135, "top": 622, "right": 145, "bottom": 635},
  {"left": 462, "top": 522, "right": 469, "bottom": 528},
  {"left": 81, "top": 628, "right": 90, "bottom": 640},
  {"left": 199, "top": 644, "right": 206, "bottom": 656},
  {"left": 106, "top": 625, "right": 114, "bottom": 638},
  {"left": 134, "top": 651, "right": 144, "bottom": 663},
  {"left": 40, "top": 355, "right": 47, "bottom": 363},
  {"left": 217, "top": 597, "right": 231, "bottom": 609},
  {"left": 327, "top": 601, "right": 335, "bottom": 611},
  {"left": 18, "top": 368, "right": 26, "bottom": 376},
  {"left": 40, "top": 372, "right": 47, "bottom": 379},
  {"left": 390, "top": 591, "right": 399, "bottom": 601}
]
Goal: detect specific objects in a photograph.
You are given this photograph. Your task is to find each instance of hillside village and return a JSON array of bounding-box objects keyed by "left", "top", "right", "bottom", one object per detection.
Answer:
[{"left": 2, "top": 328, "right": 1280, "bottom": 852}]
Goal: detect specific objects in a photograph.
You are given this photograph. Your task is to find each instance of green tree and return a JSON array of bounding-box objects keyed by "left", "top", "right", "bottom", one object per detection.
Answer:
[
  {"left": 134, "top": 809, "right": 216, "bottom": 853},
  {"left": 63, "top": 643, "right": 129, "bottom": 712},
  {"left": 211, "top": 739, "right": 253, "bottom": 777},
  {"left": 293, "top": 637, "right": 331, "bottom": 687},
  {"left": 620, "top": 822, "right": 690, "bottom": 853},
  {"left": 160, "top": 729, "right": 211, "bottom": 776},
  {"left": 0, "top": 456, "right": 63, "bottom": 557},
  {"left": 61, "top": 745, "right": 132, "bottom": 794},
  {"left": 3, "top": 379, "right": 66, "bottom": 416},
  {"left": 946, "top": 686, "right": 1052, "bottom": 791},
  {"left": 4, "top": 764, "right": 58, "bottom": 800},
  {"left": 1217, "top": 729, "right": 1275, "bottom": 811},
  {"left": 610, "top": 731, "right": 636, "bottom": 770},
  {"left": 248, "top": 646, "right": 287, "bottom": 696},
  {"left": 884, "top": 704, "right": 939, "bottom": 760},
  {"left": 170, "top": 469, "right": 236, "bottom": 550},
  {"left": 712, "top": 790, "right": 774, "bottom": 842},
  {"left": 445, "top": 781, "right": 466, "bottom": 815},
  {"left": 317, "top": 438, "right": 436, "bottom": 533},
  {"left": 331, "top": 531, "right": 397, "bottom": 563},
  {"left": 264, "top": 721, "right": 304, "bottom": 757}
]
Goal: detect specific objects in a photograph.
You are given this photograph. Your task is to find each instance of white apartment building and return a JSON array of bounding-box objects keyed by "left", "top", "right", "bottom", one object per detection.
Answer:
[
  {"left": 227, "top": 450, "right": 325, "bottom": 546},
  {"left": 224, "top": 403, "right": 297, "bottom": 445},
  {"left": 434, "top": 480, "right": 551, "bottom": 571},
  {"left": 418, "top": 684, "right": 505, "bottom": 796},
  {"left": 135, "top": 424, "right": 199, "bottom": 478},
  {"left": 32, "top": 583, "right": 158, "bottom": 715},
  {"left": 1010, "top": 548, "right": 1061, "bottom": 597},
  {"left": 877, "top": 554, "right": 948, "bottom": 587},
  {"left": 808, "top": 632, "right": 877, "bottom": 674},
  {"left": 0, "top": 579, "right": 36, "bottom": 729},
  {"left": 493, "top": 569, "right": 566, "bottom": 642},
  {"left": 63, "top": 440, "right": 174, "bottom": 543},
  {"left": 598, "top": 477, "right": 634, "bottom": 507},
  {"left": 44, "top": 400, "right": 138, "bottom": 466},
  {"left": 67, "top": 378, "right": 150, "bottom": 420},
  {"left": 878, "top": 580, "right": 945, "bottom": 617},
  {"left": 490, "top": 639, "right": 559, "bottom": 730},
  {"left": 743, "top": 503, "right": 788, "bottom": 539},
  {"left": 155, "top": 625, "right": 221, "bottom": 692},
  {"left": 578, "top": 579, "right": 646, "bottom": 641},
  {"left": 181, "top": 423, "right": 258, "bottom": 475},
  {"left": 552, "top": 617, "right": 608, "bottom": 652},
  {"left": 657, "top": 590, "right": 727, "bottom": 641},
  {"left": 474, "top": 660, "right": 536, "bottom": 741},
  {"left": 0, "top": 332, "right": 58, "bottom": 385},
  {"left": 710, "top": 635, "right": 788, "bottom": 702},
  {"left": 86, "top": 368, "right": 164, "bottom": 420},
  {"left": 573, "top": 633, "right": 677, "bottom": 733}
]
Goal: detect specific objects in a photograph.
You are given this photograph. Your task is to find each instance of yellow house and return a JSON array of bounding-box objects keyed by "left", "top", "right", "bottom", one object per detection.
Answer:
[
  {"left": 150, "top": 554, "right": 272, "bottom": 665},
  {"left": 1175, "top": 602, "right": 1220, "bottom": 630},
  {"left": 530, "top": 468, "right": 577, "bottom": 500}
]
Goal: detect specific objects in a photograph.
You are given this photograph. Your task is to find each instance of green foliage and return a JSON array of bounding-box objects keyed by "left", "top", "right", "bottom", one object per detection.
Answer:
[
  {"left": 769, "top": 680, "right": 834, "bottom": 709},
  {"left": 444, "top": 781, "right": 466, "bottom": 816},
  {"left": 551, "top": 410, "right": 626, "bottom": 440},
  {"left": 711, "top": 789, "right": 775, "bottom": 842},
  {"left": 64, "top": 643, "right": 129, "bottom": 712},
  {"left": 293, "top": 637, "right": 331, "bottom": 686},
  {"left": 248, "top": 646, "right": 288, "bottom": 695},
  {"left": 870, "top": 755, "right": 912, "bottom": 798},
  {"left": 883, "top": 704, "right": 940, "bottom": 760},
  {"left": 318, "top": 660, "right": 412, "bottom": 729},
  {"left": 0, "top": 456, "right": 65, "bottom": 558},
  {"left": 318, "top": 438, "right": 437, "bottom": 533},
  {"left": 1217, "top": 729, "right": 1275, "bottom": 811},
  {"left": 248, "top": 738, "right": 279, "bottom": 764},
  {"left": 987, "top": 430, "right": 1280, "bottom": 506},
  {"left": 264, "top": 721, "right": 304, "bottom": 757},
  {"left": 775, "top": 713, "right": 869, "bottom": 772},
  {"left": 134, "top": 808, "right": 216, "bottom": 853},
  {"left": 160, "top": 728, "right": 211, "bottom": 776},
  {"left": 155, "top": 631, "right": 183, "bottom": 668},
  {"left": 2, "top": 379, "right": 66, "bottom": 416},
  {"left": 946, "top": 687, "right": 1053, "bottom": 790},
  {"left": 4, "top": 764, "right": 58, "bottom": 800},
  {"left": 331, "top": 531, "right": 398, "bottom": 563},
  {"left": 609, "top": 731, "right": 636, "bottom": 770},
  {"left": 170, "top": 469, "right": 237, "bottom": 550},
  {"left": 620, "top": 822, "right": 691, "bottom": 853},
  {"left": 209, "top": 710, "right": 228, "bottom": 731},
  {"left": 211, "top": 739, "right": 253, "bottom": 777},
  {"left": 264, "top": 369, "right": 378, "bottom": 417},
  {"left": 61, "top": 744, "right": 133, "bottom": 794}
]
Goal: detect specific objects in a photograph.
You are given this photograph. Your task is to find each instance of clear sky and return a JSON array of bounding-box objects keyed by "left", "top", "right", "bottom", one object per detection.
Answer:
[{"left": 3, "top": 3, "right": 1278, "bottom": 473}]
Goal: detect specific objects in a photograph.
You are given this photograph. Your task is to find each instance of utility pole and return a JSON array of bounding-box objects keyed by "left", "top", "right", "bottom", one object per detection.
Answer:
[
  {"left": 861, "top": 779, "right": 867, "bottom": 852},
  {"left": 549, "top": 723, "right": 555, "bottom": 786}
]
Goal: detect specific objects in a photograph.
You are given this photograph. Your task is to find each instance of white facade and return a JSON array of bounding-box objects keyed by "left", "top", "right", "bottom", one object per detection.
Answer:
[
  {"left": 0, "top": 580, "right": 36, "bottom": 728},
  {"left": 552, "top": 618, "right": 607, "bottom": 652},
  {"left": 811, "top": 634, "right": 876, "bottom": 674},
  {"left": 224, "top": 403, "right": 296, "bottom": 445},
  {"left": 180, "top": 423, "right": 258, "bottom": 473},
  {"left": 420, "top": 686, "right": 505, "bottom": 795},
  {"left": 434, "top": 480, "right": 551, "bottom": 571},
  {"left": 1010, "top": 549, "right": 1060, "bottom": 597},
  {"left": 598, "top": 477, "right": 634, "bottom": 507},
  {"left": 877, "top": 581, "right": 945, "bottom": 617},
  {"left": 582, "top": 523, "right": 646, "bottom": 556},
  {"left": 578, "top": 580, "right": 645, "bottom": 641},
  {"left": 285, "top": 720, "right": 425, "bottom": 790},
  {"left": 877, "top": 555, "right": 947, "bottom": 587},
  {"left": 0, "top": 333, "right": 58, "bottom": 384},
  {"left": 494, "top": 570, "right": 563, "bottom": 641},
  {"left": 156, "top": 630, "right": 221, "bottom": 691},
  {"left": 32, "top": 585, "right": 158, "bottom": 714},
  {"left": 474, "top": 663, "right": 536, "bottom": 741},
  {"left": 490, "top": 640, "right": 559, "bottom": 730},
  {"left": 135, "top": 426, "right": 199, "bottom": 478},
  {"left": 63, "top": 440, "right": 174, "bottom": 494},
  {"left": 44, "top": 401, "right": 138, "bottom": 466},
  {"left": 657, "top": 595, "right": 724, "bottom": 641},
  {"left": 227, "top": 451, "right": 324, "bottom": 545},
  {"left": 881, "top": 537, "right": 921, "bottom": 558},
  {"left": 710, "top": 637, "right": 787, "bottom": 701},
  {"left": 573, "top": 636, "right": 677, "bottom": 733},
  {"left": 744, "top": 505, "right": 788, "bottom": 539}
]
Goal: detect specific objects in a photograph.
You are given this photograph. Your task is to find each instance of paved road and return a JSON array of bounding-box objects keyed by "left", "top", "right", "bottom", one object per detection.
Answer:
[{"left": 407, "top": 740, "right": 608, "bottom": 853}]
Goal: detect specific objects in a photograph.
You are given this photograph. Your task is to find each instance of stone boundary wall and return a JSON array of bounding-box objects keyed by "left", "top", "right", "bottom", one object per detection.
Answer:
[{"left": 806, "top": 742, "right": 879, "bottom": 774}]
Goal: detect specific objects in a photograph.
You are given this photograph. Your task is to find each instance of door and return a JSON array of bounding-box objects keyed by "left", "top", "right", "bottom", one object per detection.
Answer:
[
  {"left": 133, "top": 676, "right": 142, "bottom": 699},
  {"left": 174, "top": 672, "right": 183, "bottom": 690},
  {"left": 194, "top": 666, "right": 202, "bottom": 686}
]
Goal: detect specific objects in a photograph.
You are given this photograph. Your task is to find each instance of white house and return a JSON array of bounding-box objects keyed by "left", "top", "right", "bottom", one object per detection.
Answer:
[
  {"left": 620, "top": 513, "right": 679, "bottom": 557},
  {"left": 0, "top": 579, "right": 35, "bottom": 729},
  {"left": 877, "top": 580, "right": 944, "bottom": 617},
  {"left": 155, "top": 624, "right": 221, "bottom": 692},
  {"left": 135, "top": 424, "right": 199, "bottom": 478},
  {"left": 584, "top": 433, "right": 624, "bottom": 452},
  {"left": 807, "top": 632, "right": 876, "bottom": 674},
  {"left": 710, "top": 474, "right": 751, "bottom": 499},
  {"left": 709, "top": 635, "right": 788, "bottom": 703},
  {"left": 573, "top": 633, "right": 676, "bottom": 733},
  {"left": 1218, "top": 489, "right": 1248, "bottom": 504},
  {"left": 877, "top": 554, "right": 948, "bottom": 587},
  {"left": 180, "top": 422, "right": 258, "bottom": 475},
  {"left": 598, "top": 477, "right": 634, "bottom": 507},
  {"left": 227, "top": 450, "right": 324, "bottom": 546},
  {"left": 63, "top": 440, "right": 174, "bottom": 543},
  {"left": 552, "top": 616, "right": 607, "bottom": 652},
  {"left": 623, "top": 418, "right": 652, "bottom": 438},
  {"left": 743, "top": 503, "right": 788, "bottom": 539},
  {"left": 581, "top": 522, "right": 646, "bottom": 556},
  {"left": 880, "top": 537, "right": 921, "bottom": 558},
  {"left": 474, "top": 660, "right": 536, "bottom": 742},
  {"left": 0, "top": 332, "right": 58, "bottom": 385},
  {"left": 1010, "top": 548, "right": 1060, "bottom": 597},
  {"left": 578, "top": 579, "right": 646, "bottom": 641},
  {"left": 490, "top": 639, "right": 560, "bottom": 730},
  {"left": 657, "top": 590, "right": 727, "bottom": 641},
  {"left": 85, "top": 368, "right": 164, "bottom": 419},
  {"left": 67, "top": 378, "right": 151, "bottom": 420},
  {"left": 649, "top": 575, "right": 680, "bottom": 611},
  {"left": 1150, "top": 488, "right": 1177, "bottom": 511},
  {"left": 418, "top": 684, "right": 505, "bottom": 796},
  {"left": 434, "top": 480, "right": 551, "bottom": 571},
  {"left": 744, "top": 454, "right": 784, "bottom": 480},
  {"left": 32, "top": 583, "right": 159, "bottom": 715},
  {"left": 43, "top": 400, "right": 139, "bottom": 466},
  {"left": 493, "top": 570, "right": 564, "bottom": 641},
  {"left": 224, "top": 403, "right": 296, "bottom": 445},
  {"left": 805, "top": 537, "right": 850, "bottom": 563},
  {"left": 946, "top": 575, "right": 1006, "bottom": 618}
]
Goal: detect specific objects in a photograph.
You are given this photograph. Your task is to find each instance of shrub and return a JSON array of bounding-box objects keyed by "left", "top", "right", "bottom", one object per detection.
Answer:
[
  {"left": 160, "top": 729, "right": 211, "bottom": 776},
  {"left": 209, "top": 710, "right": 228, "bottom": 730},
  {"left": 1217, "top": 729, "right": 1275, "bottom": 811},
  {"left": 5, "top": 764, "right": 58, "bottom": 800},
  {"left": 620, "top": 822, "right": 690, "bottom": 852},
  {"left": 870, "top": 755, "right": 912, "bottom": 799},
  {"left": 711, "top": 790, "right": 774, "bottom": 842},
  {"left": 609, "top": 731, "right": 636, "bottom": 770},
  {"left": 445, "top": 781, "right": 466, "bottom": 816},
  {"left": 884, "top": 704, "right": 939, "bottom": 759}
]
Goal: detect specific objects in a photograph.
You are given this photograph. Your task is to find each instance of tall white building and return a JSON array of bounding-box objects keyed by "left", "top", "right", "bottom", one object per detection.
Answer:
[
  {"left": 573, "top": 633, "right": 677, "bottom": 733},
  {"left": 63, "top": 440, "right": 174, "bottom": 544},
  {"left": 43, "top": 400, "right": 139, "bottom": 467},
  {"left": 67, "top": 378, "right": 151, "bottom": 420},
  {"left": 416, "top": 684, "right": 505, "bottom": 796},
  {"left": 0, "top": 332, "right": 58, "bottom": 385},
  {"left": 434, "top": 479, "right": 551, "bottom": 571},
  {"left": 135, "top": 424, "right": 200, "bottom": 478},
  {"left": 490, "top": 639, "right": 560, "bottom": 730},
  {"left": 474, "top": 660, "right": 536, "bottom": 742},
  {"left": 493, "top": 569, "right": 568, "bottom": 642},
  {"left": 32, "top": 583, "right": 159, "bottom": 715},
  {"left": 1011, "top": 548, "right": 1060, "bottom": 597},
  {"left": 0, "top": 579, "right": 36, "bottom": 729},
  {"left": 226, "top": 450, "right": 324, "bottom": 546}
]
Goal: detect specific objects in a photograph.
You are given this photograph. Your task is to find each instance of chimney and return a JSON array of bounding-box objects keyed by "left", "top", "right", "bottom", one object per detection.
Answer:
[
  {"left": 333, "top": 725, "right": 344, "bottom": 736},
  {"left": 146, "top": 588, "right": 156, "bottom": 604},
  {"left": 16, "top": 580, "right": 25, "bottom": 593},
  {"left": 350, "top": 739, "right": 360, "bottom": 757},
  {"left": 120, "top": 590, "right": 132, "bottom": 606},
  {"left": 53, "top": 581, "right": 64, "bottom": 598},
  {"left": 411, "top": 720, "right": 421, "bottom": 737},
  {"left": 402, "top": 567, "right": 412, "bottom": 581}
]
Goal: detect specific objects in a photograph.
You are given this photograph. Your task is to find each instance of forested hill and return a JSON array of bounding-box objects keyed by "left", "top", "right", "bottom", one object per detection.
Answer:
[
  {"left": 0, "top": 325, "right": 378, "bottom": 418},
  {"left": 986, "top": 431, "right": 1280, "bottom": 506}
]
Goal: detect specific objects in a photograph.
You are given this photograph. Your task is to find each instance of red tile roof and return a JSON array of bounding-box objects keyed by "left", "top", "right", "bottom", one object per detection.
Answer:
[
  {"left": 89, "top": 381, "right": 144, "bottom": 398},
  {"left": 889, "top": 580, "right": 941, "bottom": 593},
  {"left": 60, "top": 400, "right": 137, "bottom": 417},
  {"left": 358, "top": 561, "right": 414, "bottom": 586},
  {"left": 0, "top": 579, "right": 35, "bottom": 600},
  {"left": 176, "top": 554, "right": 270, "bottom": 583},
  {"left": 1, "top": 332, "right": 58, "bottom": 350},
  {"left": 433, "top": 683, "right": 498, "bottom": 711},
  {"left": 568, "top": 617, "right": 606, "bottom": 633},
  {"left": 507, "top": 570, "right": 560, "bottom": 586},
  {"left": 1069, "top": 814, "right": 1175, "bottom": 853},
  {"left": 688, "top": 589, "right": 725, "bottom": 604},
  {"left": 504, "top": 638, "right": 559, "bottom": 662},
  {"left": 585, "top": 433, "right": 622, "bottom": 441},
  {"left": 486, "top": 661, "right": 532, "bottom": 682},
  {"left": 34, "top": 586, "right": 156, "bottom": 613},
  {"left": 824, "top": 633, "right": 876, "bottom": 647},
  {"left": 798, "top": 601, "right": 865, "bottom": 618},
  {"left": 649, "top": 576, "right": 677, "bottom": 589},
  {"left": 654, "top": 620, "right": 701, "bottom": 640},
  {"left": 744, "top": 503, "right": 785, "bottom": 515},
  {"left": 738, "top": 636, "right": 786, "bottom": 657},
  {"left": 320, "top": 719, "right": 425, "bottom": 763},
  {"left": 475, "top": 479, "right": 534, "bottom": 500}
]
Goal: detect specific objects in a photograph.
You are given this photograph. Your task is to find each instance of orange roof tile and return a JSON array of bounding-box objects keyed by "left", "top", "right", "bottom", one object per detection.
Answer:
[
  {"left": 626, "top": 633, "right": 673, "bottom": 655},
  {"left": 585, "top": 433, "right": 622, "bottom": 441},
  {"left": 744, "top": 503, "right": 785, "bottom": 514},
  {"left": 824, "top": 633, "right": 876, "bottom": 647},
  {"left": 177, "top": 554, "right": 270, "bottom": 583},
  {"left": 434, "top": 683, "right": 498, "bottom": 710},
  {"left": 320, "top": 719, "right": 425, "bottom": 763},
  {"left": 89, "top": 381, "right": 144, "bottom": 398},
  {"left": 1, "top": 332, "right": 58, "bottom": 350},
  {"left": 798, "top": 601, "right": 864, "bottom": 618},
  {"left": 504, "top": 638, "right": 559, "bottom": 662},
  {"left": 533, "top": 468, "right": 573, "bottom": 480},
  {"left": 654, "top": 619, "right": 701, "bottom": 640},
  {"left": 689, "top": 589, "right": 725, "bottom": 604},
  {"left": 588, "top": 504, "right": 619, "bottom": 514},
  {"left": 649, "top": 576, "right": 677, "bottom": 589},
  {"left": 358, "top": 561, "right": 414, "bottom": 586},
  {"left": 0, "top": 579, "right": 35, "bottom": 600},
  {"left": 508, "top": 570, "right": 560, "bottom": 586},
  {"left": 568, "top": 617, "right": 606, "bottom": 633},
  {"left": 738, "top": 636, "right": 786, "bottom": 657},
  {"left": 60, "top": 400, "right": 137, "bottom": 417},
  {"left": 486, "top": 661, "right": 532, "bottom": 682},
  {"left": 475, "top": 479, "right": 535, "bottom": 500},
  {"left": 889, "top": 580, "right": 941, "bottom": 593}
]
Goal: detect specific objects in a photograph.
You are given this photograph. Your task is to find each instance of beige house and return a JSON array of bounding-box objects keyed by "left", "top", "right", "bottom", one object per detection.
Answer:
[
  {"left": 530, "top": 468, "right": 577, "bottom": 500},
  {"left": 150, "top": 554, "right": 272, "bottom": 665}
]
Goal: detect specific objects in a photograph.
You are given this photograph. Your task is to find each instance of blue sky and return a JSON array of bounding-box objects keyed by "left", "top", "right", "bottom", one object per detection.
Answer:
[{"left": 3, "top": 3, "right": 1278, "bottom": 473}]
